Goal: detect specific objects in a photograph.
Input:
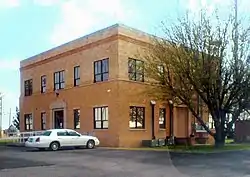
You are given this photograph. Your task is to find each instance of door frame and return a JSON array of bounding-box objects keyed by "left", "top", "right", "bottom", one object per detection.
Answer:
[{"left": 52, "top": 108, "right": 65, "bottom": 129}]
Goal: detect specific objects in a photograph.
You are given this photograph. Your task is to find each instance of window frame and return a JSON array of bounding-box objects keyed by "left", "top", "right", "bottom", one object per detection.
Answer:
[
  {"left": 128, "top": 58, "right": 145, "bottom": 82},
  {"left": 159, "top": 108, "right": 166, "bottom": 129},
  {"left": 129, "top": 106, "right": 145, "bottom": 129},
  {"left": 24, "top": 79, "right": 33, "bottom": 96},
  {"left": 54, "top": 70, "right": 65, "bottom": 90},
  {"left": 93, "top": 107, "right": 108, "bottom": 129},
  {"left": 94, "top": 58, "right": 109, "bottom": 83},
  {"left": 73, "top": 109, "right": 80, "bottom": 129},
  {"left": 74, "top": 66, "right": 80, "bottom": 86},
  {"left": 41, "top": 75, "right": 46, "bottom": 93},
  {"left": 41, "top": 112, "right": 46, "bottom": 130},
  {"left": 24, "top": 114, "right": 33, "bottom": 130}
]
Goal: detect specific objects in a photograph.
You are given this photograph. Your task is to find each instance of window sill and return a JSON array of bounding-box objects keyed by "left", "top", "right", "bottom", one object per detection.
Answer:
[
  {"left": 159, "top": 129, "right": 166, "bottom": 131},
  {"left": 129, "top": 129, "right": 146, "bottom": 131}
]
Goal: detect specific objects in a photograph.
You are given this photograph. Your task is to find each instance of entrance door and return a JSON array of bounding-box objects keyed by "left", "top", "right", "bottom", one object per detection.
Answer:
[{"left": 54, "top": 110, "right": 64, "bottom": 129}]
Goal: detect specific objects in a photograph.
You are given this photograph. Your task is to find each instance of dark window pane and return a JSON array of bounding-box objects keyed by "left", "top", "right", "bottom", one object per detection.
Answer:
[
  {"left": 103, "top": 73, "right": 109, "bottom": 81},
  {"left": 94, "top": 59, "right": 109, "bottom": 82},
  {"left": 128, "top": 59, "right": 136, "bottom": 73},
  {"left": 129, "top": 106, "right": 145, "bottom": 129},
  {"left": 60, "top": 82, "right": 65, "bottom": 89},
  {"left": 74, "top": 109, "right": 80, "bottom": 129},
  {"left": 128, "top": 58, "right": 144, "bottom": 82},
  {"left": 159, "top": 108, "right": 166, "bottom": 129},
  {"left": 95, "top": 74, "right": 102, "bottom": 82},
  {"left": 102, "top": 59, "right": 109, "bottom": 72}
]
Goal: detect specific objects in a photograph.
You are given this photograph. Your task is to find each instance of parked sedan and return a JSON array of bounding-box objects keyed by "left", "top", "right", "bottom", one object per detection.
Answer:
[{"left": 25, "top": 129, "right": 100, "bottom": 151}]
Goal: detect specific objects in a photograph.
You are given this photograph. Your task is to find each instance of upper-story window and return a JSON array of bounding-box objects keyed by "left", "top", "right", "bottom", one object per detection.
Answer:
[
  {"left": 54, "top": 70, "right": 65, "bottom": 90},
  {"left": 128, "top": 58, "right": 144, "bottom": 82},
  {"left": 41, "top": 75, "right": 46, "bottom": 93},
  {"left": 94, "top": 58, "right": 109, "bottom": 82},
  {"left": 74, "top": 66, "right": 80, "bottom": 86},
  {"left": 24, "top": 79, "right": 33, "bottom": 96}
]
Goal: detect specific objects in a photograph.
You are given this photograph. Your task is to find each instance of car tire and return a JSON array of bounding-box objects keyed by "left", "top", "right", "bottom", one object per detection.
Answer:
[
  {"left": 50, "top": 141, "right": 60, "bottom": 151},
  {"left": 86, "top": 140, "right": 95, "bottom": 149}
]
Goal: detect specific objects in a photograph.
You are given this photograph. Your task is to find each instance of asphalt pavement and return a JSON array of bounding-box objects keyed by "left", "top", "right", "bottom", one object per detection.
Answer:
[{"left": 0, "top": 146, "right": 250, "bottom": 177}]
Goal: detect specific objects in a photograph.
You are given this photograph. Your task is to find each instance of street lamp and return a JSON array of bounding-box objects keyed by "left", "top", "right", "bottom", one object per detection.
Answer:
[{"left": 150, "top": 100, "right": 156, "bottom": 140}]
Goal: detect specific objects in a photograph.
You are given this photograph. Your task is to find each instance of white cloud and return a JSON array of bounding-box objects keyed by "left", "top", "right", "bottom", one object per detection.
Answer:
[
  {"left": 0, "top": 0, "right": 20, "bottom": 8},
  {"left": 50, "top": 0, "right": 134, "bottom": 46},
  {"left": 0, "top": 59, "right": 20, "bottom": 70},
  {"left": 33, "top": 0, "right": 62, "bottom": 6}
]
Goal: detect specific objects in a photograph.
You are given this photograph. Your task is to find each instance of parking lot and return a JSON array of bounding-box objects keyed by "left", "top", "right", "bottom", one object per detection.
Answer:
[{"left": 0, "top": 146, "right": 250, "bottom": 177}]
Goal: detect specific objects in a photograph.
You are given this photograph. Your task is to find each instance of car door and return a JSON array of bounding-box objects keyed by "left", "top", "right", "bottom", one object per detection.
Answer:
[
  {"left": 56, "top": 130, "right": 72, "bottom": 147},
  {"left": 67, "top": 130, "right": 83, "bottom": 146}
]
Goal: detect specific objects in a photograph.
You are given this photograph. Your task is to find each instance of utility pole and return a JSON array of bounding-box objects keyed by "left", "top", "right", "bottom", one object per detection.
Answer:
[
  {"left": 9, "top": 108, "right": 11, "bottom": 127},
  {"left": 0, "top": 93, "right": 3, "bottom": 137}
]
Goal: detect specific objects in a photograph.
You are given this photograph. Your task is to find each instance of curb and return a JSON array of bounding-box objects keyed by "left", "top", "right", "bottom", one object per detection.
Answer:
[{"left": 98, "top": 147, "right": 250, "bottom": 154}]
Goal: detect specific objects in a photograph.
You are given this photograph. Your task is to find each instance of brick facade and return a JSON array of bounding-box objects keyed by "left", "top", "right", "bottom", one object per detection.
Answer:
[{"left": 19, "top": 24, "right": 209, "bottom": 147}]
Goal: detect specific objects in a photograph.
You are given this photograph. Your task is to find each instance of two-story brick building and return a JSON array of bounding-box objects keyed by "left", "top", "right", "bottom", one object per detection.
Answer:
[{"left": 19, "top": 24, "right": 209, "bottom": 147}]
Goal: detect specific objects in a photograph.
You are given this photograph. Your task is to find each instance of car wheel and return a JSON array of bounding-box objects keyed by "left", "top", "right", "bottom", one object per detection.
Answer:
[
  {"left": 50, "top": 141, "right": 60, "bottom": 151},
  {"left": 86, "top": 140, "right": 95, "bottom": 149}
]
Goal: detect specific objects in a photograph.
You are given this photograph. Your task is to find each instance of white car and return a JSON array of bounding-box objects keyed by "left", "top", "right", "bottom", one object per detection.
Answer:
[{"left": 25, "top": 129, "right": 100, "bottom": 151}]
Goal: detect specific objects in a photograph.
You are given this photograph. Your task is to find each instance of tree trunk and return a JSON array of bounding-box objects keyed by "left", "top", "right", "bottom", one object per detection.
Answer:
[
  {"left": 214, "top": 127, "right": 226, "bottom": 148},
  {"left": 214, "top": 110, "right": 226, "bottom": 148}
]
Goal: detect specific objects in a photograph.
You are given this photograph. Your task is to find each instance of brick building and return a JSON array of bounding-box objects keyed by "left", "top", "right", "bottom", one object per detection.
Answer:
[{"left": 19, "top": 24, "right": 209, "bottom": 147}]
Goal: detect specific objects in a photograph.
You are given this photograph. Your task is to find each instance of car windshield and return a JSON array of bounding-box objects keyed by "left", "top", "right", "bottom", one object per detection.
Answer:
[{"left": 41, "top": 131, "right": 52, "bottom": 136}]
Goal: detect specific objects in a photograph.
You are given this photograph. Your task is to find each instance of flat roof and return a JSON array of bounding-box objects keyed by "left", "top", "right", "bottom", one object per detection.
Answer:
[{"left": 20, "top": 23, "right": 156, "bottom": 68}]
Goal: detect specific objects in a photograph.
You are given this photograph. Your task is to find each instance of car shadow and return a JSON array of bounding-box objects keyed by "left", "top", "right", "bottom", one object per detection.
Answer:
[{"left": 25, "top": 146, "right": 89, "bottom": 152}]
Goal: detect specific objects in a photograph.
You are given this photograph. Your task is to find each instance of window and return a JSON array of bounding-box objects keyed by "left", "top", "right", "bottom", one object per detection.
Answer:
[
  {"left": 94, "top": 107, "right": 108, "bottom": 129},
  {"left": 94, "top": 58, "right": 109, "bottom": 82},
  {"left": 74, "top": 109, "right": 80, "bottom": 129},
  {"left": 41, "top": 75, "right": 46, "bottom": 93},
  {"left": 74, "top": 66, "right": 80, "bottom": 86},
  {"left": 57, "top": 131, "right": 68, "bottom": 136},
  {"left": 159, "top": 108, "right": 166, "bottom": 129},
  {"left": 41, "top": 112, "right": 46, "bottom": 130},
  {"left": 129, "top": 106, "right": 145, "bottom": 129},
  {"left": 41, "top": 131, "right": 51, "bottom": 136},
  {"left": 68, "top": 131, "right": 80, "bottom": 136},
  {"left": 128, "top": 58, "right": 144, "bottom": 82},
  {"left": 54, "top": 70, "right": 65, "bottom": 90},
  {"left": 24, "top": 79, "right": 33, "bottom": 96},
  {"left": 24, "top": 114, "right": 33, "bottom": 130}
]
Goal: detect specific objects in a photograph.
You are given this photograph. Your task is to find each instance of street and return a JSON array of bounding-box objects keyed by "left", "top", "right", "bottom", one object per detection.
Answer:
[{"left": 0, "top": 146, "right": 250, "bottom": 177}]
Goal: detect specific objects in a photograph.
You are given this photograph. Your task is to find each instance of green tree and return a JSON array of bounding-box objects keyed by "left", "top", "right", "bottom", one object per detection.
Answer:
[
  {"left": 143, "top": 11, "right": 250, "bottom": 147},
  {"left": 13, "top": 107, "right": 20, "bottom": 130}
]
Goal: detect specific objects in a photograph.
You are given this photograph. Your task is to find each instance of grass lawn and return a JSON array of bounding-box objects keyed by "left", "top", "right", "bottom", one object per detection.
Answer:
[
  {"left": 0, "top": 138, "right": 18, "bottom": 145},
  {"left": 105, "top": 143, "right": 250, "bottom": 153},
  {"left": 165, "top": 144, "right": 250, "bottom": 153}
]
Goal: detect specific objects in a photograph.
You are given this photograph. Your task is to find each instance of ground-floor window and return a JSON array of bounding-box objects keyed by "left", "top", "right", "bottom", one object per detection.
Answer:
[
  {"left": 24, "top": 114, "right": 33, "bottom": 130},
  {"left": 74, "top": 109, "right": 80, "bottom": 129},
  {"left": 129, "top": 106, "right": 145, "bottom": 129},
  {"left": 159, "top": 108, "right": 166, "bottom": 129},
  {"left": 94, "top": 107, "right": 108, "bottom": 129},
  {"left": 41, "top": 112, "right": 46, "bottom": 130}
]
